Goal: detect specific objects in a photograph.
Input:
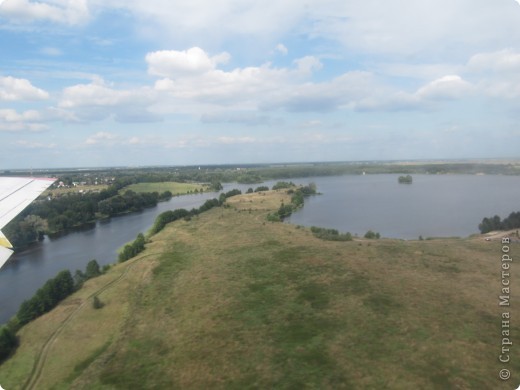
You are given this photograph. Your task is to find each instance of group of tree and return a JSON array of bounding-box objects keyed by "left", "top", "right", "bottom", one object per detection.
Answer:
[
  {"left": 118, "top": 233, "right": 147, "bottom": 262},
  {"left": 364, "top": 230, "right": 381, "bottom": 239},
  {"left": 478, "top": 211, "right": 520, "bottom": 234},
  {"left": 73, "top": 259, "right": 103, "bottom": 287},
  {"left": 218, "top": 189, "right": 241, "bottom": 204},
  {"left": 149, "top": 209, "right": 191, "bottom": 236},
  {"left": 0, "top": 326, "right": 17, "bottom": 363},
  {"left": 16, "top": 270, "right": 75, "bottom": 325},
  {"left": 272, "top": 181, "right": 296, "bottom": 190},
  {"left": 398, "top": 175, "right": 413, "bottom": 184},
  {"left": 310, "top": 226, "right": 353, "bottom": 241},
  {"left": 98, "top": 190, "right": 161, "bottom": 216}
]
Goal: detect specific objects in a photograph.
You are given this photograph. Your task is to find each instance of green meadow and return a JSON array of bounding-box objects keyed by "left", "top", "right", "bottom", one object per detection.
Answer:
[{"left": 122, "top": 181, "right": 208, "bottom": 195}]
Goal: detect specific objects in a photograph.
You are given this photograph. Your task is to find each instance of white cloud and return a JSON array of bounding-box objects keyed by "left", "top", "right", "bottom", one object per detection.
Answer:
[
  {"left": 61, "top": 81, "right": 143, "bottom": 108},
  {"left": 127, "top": 136, "right": 142, "bottom": 145},
  {"left": 15, "top": 140, "right": 56, "bottom": 149},
  {"left": 467, "top": 49, "right": 520, "bottom": 100},
  {"left": 85, "top": 131, "right": 118, "bottom": 145},
  {"left": 468, "top": 49, "right": 520, "bottom": 73},
  {"left": 0, "top": 0, "right": 89, "bottom": 25},
  {"left": 97, "top": 0, "right": 305, "bottom": 48},
  {"left": 416, "top": 75, "right": 473, "bottom": 100},
  {"left": 148, "top": 47, "right": 328, "bottom": 112},
  {"left": 294, "top": 56, "right": 322, "bottom": 74},
  {"left": 307, "top": 0, "right": 520, "bottom": 58},
  {"left": 0, "top": 109, "right": 48, "bottom": 132},
  {"left": 90, "top": 0, "right": 520, "bottom": 62},
  {"left": 262, "top": 71, "right": 379, "bottom": 112},
  {"left": 0, "top": 76, "right": 49, "bottom": 101},
  {"left": 59, "top": 79, "right": 159, "bottom": 122},
  {"left": 275, "top": 43, "right": 288, "bottom": 55},
  {"left": 146, "top": 47, "right": 230, "bottom": 78}
]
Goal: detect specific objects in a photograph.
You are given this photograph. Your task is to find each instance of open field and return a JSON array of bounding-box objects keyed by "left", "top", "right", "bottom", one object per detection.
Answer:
[
  {"left": 121, "top": 182, "right": 208, "bottom": 195},
  {"left": 45, "top": 185, "right": 109, "bottom": 196},
  {"left": 1, "top": 190, "right": 519, "bottom": 389}
]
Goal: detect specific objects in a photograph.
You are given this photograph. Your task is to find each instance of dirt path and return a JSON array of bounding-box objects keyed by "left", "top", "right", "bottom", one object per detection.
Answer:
[{"left": 478, "top": 229, "right": 520, "bottom": 242}]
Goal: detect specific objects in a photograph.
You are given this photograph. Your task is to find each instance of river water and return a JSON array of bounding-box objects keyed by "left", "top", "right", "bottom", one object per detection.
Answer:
[
  {"left": 1, "top": 175, "right": 519, "bottom": 323},
  {"left": 286, "top": 174, "right": 520, "bottom": 240}
]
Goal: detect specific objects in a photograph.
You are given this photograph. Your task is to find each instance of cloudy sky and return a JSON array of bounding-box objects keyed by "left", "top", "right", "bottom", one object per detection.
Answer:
[{"left": 1, "top": 0, "right": 520, "bottom": 168}]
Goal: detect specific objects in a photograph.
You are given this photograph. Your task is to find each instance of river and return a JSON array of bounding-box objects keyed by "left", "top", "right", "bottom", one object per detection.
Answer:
[{"left": 1, "top": 174, "right": 519, "bottom": 323}]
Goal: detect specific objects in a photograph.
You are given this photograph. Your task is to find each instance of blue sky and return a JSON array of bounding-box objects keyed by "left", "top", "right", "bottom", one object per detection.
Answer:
[{"left": 1, "top": 0, "right": 520, "bottom": 168}]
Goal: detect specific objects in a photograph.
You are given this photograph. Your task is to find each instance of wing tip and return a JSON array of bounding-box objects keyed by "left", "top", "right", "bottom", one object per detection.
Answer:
[
  {"left": 0, "top": 246, "right": 13, "bottom": 270},
  {"left": 0, "top": 230, "right": 13, "bottom": 249}
]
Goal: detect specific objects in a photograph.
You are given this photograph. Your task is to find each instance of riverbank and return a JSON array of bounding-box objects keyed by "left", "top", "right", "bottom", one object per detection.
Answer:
[{"left": 1, "top": 189, "right": 518, "bottom": 389}]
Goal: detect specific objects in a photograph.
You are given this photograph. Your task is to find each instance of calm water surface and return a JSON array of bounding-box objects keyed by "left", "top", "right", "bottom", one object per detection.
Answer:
[
  {"left": 0, "top": 175, "right": 519, "bottom": 323},
  {"left": 286, "top": 174, "right": 520, "bottom": 239}
]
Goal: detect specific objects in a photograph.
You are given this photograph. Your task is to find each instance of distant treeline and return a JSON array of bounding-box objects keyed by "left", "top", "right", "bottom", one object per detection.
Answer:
[
  {"left": 6, "top": 161, "right": 519, "bottom": 250},
  {"left": 478, "top": 211, "right": 520, "bottom": 234}
]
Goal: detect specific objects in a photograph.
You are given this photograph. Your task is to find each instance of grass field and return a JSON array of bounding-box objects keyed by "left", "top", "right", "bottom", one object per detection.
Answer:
[
  {"left": 45, "top": 185, "right": 109, "bottom": 196},
  {"left": 121, "top": 182, "right": 208, "bottom": 195},
  {"left": 1, "top": 190, "right": 518, "bottom": 389}
]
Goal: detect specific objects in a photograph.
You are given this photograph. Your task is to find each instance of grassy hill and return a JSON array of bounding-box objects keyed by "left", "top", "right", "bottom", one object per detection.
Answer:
[{"left": 1, "top": 190, "right": 518, "bottom": 389}]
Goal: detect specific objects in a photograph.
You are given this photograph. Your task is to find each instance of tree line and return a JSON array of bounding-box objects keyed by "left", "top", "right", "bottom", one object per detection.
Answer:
[
  {"left": 478, "top": 211, "right": 520, "bottom": 234},
  {"left": 310, "top": 226, "right": 353, "bottom": 241}
]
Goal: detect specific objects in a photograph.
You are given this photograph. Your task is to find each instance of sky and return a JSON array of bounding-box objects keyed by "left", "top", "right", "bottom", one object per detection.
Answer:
[{"left": 1, "top": 0, "right": 520, "bottom": 168}]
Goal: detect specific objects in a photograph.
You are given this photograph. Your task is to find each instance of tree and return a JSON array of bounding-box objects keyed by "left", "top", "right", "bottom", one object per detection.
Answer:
[
  {"left": 74, "top": 269, "right": 86, "bottom": 288},
  {"left": 478, "top": 215, "right": 502, "bottom": 234},
  {"left": 0, "top": 326, "right": 18, "bottom": 362},
  {"left": 17, "top": 297, "right": 39, "bottom": 325},
  {"left": 54, "top": 270, "right": 75, "bottom": 300},
  {"left": 85, "top": 259, "right": 101, "bottom": 279},
  {"left": 92, "top": 295, "right": 104, "bottom": 309},
  {"left": 364, "top": 230, "right": 380, "bottom": 239}
]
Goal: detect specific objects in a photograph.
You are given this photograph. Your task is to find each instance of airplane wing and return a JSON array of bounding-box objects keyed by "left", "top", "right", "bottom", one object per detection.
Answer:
[{"left": 0, "top": 177, "right": 56, "bottom": 270}]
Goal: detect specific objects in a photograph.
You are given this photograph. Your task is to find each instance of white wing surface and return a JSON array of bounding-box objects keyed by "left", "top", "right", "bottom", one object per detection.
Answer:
[{"left": 0, "top": 177, "right": 56, "bottom": 269}]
